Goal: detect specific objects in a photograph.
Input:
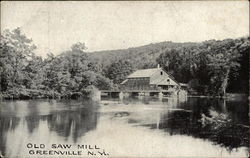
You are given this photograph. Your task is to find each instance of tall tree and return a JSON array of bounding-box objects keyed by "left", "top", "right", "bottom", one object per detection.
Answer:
[
  {"left": 207, "top": 39, "right": 242, "bottom": 96},
  {"left": 0, "top": 28, "right": 37, "bottom": 94}
]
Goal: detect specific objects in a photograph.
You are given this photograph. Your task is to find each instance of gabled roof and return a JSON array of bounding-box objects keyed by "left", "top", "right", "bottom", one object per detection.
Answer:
[
  {"left": 150, "top": 77, "right": 178, "bottom": 86},
  {"left": 126, "top": 67, "right": 180, "bottom": 86},
  {"left": 127, "top": 68, "right": 158, "bottom": 78}
]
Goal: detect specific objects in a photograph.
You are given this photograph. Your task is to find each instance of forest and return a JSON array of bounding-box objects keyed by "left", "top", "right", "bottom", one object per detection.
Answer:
[{"left": 0, "top": 28, "right": 249, "bottom": 99}]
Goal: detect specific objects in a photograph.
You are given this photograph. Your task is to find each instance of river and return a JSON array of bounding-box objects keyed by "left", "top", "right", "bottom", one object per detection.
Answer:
[{"left": 0, "top": 97, "right": 249, "bottom": 157}]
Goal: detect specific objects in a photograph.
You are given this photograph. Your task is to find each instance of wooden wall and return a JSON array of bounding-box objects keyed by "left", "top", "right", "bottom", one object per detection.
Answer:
[{"left": 120, "top": 77, "right": 158, "bottom": 90}]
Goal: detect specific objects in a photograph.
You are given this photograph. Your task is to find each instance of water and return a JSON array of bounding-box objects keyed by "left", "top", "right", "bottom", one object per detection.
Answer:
[{"left": 0, "top": 97, "right": 249, "bottom": 157}]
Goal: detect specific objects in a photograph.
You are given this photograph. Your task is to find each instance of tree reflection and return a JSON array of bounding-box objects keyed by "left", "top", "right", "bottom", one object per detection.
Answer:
[
  {"left": 0, "top": 98, "right": 248, "bottom": 156},
  {"left": 25, "top": 101, "right": 43, "bottom": 134},
  {"left": 145, "top": 98, "right": 249, "bottom": 151},
  {"left": 0, "top": 117, "right": 20, "bottom": 156},
  {"left": 0, "top": 99, "right": 99, "bottom": 156},
  {"left": 200, "top": 107, "right": 249, "bottom": 150},
  {"left": 47, "top": 106, "right": 98, "bottom": 142}
]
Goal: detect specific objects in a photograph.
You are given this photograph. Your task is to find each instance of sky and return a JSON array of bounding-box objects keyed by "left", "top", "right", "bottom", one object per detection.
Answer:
[{"left": 1, "top": 1, "right": 249, "bottom": 57}]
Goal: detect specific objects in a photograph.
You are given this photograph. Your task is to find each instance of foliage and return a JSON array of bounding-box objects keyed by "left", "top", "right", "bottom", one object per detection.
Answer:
[
  {"left": 104, "top": 60, "right": 135, "bottom": 84},
  {"left": 0, "top": 28, "right": 249, "bottom": 99},
  {"left": 88, "top": 42, "right": 197, "bottom": 69},
  {"left": 0, "top": 28, "right": 112, "bottom": 99},
  {"left": 90, "top": 37, "right": 249, "bottom": 96},
  {"left": 0, "top": 28, "right": 37, "bottom": 93},
  {"left": 200, "top": 108, "right": 250, "bottom": 149},
  {"left": 156, "top": 38, "right": 249, "bottom": 95}
]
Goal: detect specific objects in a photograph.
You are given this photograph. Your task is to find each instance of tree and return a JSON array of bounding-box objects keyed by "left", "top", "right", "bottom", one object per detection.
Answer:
[
  {"left": 156, "top": 48, "right": 193, "bottom": 83},
  {"left": 105, "top": 60, "right": 135, "bottom": 84},
  {"left": 41, "top": 43, "right": 113, "bottom": 97},
  {"left": 71, "top": 42, "right": 87, "bottom": 52},
  {"left": 0, "top": 28, "right": 37, "bottom": 95},
  {"left": 207, "top": 39, "right": 242, "bottom": 96},
  {"left": 156, "top": 38, "right": 248, "bottom": 96}
]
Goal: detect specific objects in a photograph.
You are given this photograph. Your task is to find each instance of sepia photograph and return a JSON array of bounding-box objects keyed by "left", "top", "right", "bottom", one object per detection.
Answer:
[{"left": 0, "top": 1, "right": 249, "bottom": 158}]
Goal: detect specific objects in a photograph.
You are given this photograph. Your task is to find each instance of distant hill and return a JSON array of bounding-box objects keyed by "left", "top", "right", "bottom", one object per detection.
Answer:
[
  {"left": 87, "top": 41, "right": 198, "bottom": 69},
  {"left": 87, "top": 37, "right": 249, "bottom": 95}
]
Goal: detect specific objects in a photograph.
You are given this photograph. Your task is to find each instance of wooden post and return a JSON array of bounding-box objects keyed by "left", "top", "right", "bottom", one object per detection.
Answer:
[
  {"left": 145, "top": 92, "right": 150, "bottom": 96},
  {"left": 91, "top": 89, "right": 101, "bottom": 101},
  {"left": 158, "top": 92, "right": 163, "bottom": 99},
  {"left": 178, "top": 90, "right": 187, "bottom": 102},
  {"left": 119, "top": 91, "right": 124, "bottom": 100}
]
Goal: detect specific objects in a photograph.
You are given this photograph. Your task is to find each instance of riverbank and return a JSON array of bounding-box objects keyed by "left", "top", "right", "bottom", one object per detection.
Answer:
[
  {"left": 0, "top": 86, "right": 101, "bottom": 101},
  {"left": 4, "top": 88, "right": 248, "bottom": 101},
  {"left": 188, "top": 93, "right": 249, "bottom": 101}
]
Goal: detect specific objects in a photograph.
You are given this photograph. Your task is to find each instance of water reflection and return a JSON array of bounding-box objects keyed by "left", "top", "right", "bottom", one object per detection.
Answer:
[
  {"left": 0, "top": 100, "right": 98, "bottom": 157},
  {"left": 126, "top": 98, "right": 249, "bottom": 150},
  {"left": 47, "top": 108, "right": 98, "bottom": 142},
  {"left": 0, "top": 97, "right": 249, "bottom": 157}
]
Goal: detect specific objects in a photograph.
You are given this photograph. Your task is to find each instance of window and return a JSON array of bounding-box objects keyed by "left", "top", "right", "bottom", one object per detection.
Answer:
[
  {"left": 167, "top": 79, "right": 170, "bottom": 82},
  {"left": 160, "top": 71, "right": 163, "bottom": 75}
]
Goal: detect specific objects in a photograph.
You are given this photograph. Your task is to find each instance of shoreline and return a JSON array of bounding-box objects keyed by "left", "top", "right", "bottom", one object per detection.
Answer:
[{"left": 1, "top": 93, "right": 248, "bottom": 101}]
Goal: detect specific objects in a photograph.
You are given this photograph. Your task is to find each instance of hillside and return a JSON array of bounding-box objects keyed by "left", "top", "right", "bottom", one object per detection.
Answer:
[
  {"left": 88, "top": 41, "right": 198, "bottom": 69},
  {"left": 88, "top": 38, "right": 249, "bottom": 95},
  {"left": 1, "top": 28, "right": 248, "bottom": 99}
]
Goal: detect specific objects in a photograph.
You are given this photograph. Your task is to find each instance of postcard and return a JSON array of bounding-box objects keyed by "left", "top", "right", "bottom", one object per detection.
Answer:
[{"left": 0, "top": 1, "right": 249, "bottom": 158}]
